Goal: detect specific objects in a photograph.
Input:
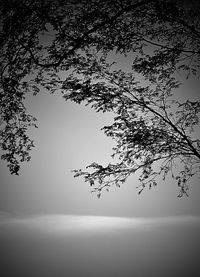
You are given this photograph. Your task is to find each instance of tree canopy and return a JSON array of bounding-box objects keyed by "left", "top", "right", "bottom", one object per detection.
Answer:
[{"left": 0, "top": 0, "right": 200, "bottom": 197}]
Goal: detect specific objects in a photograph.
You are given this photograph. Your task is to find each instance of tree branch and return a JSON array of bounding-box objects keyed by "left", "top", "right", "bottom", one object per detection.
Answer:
[
  {"left": 142, "top": 37, "right": 199, "bottom": 54},
  {"left": 104, "top": 73, "right": 200, "bottom": 160},
  {"left": 20, "top": 0, "right": 156, "bottom": 68},
  {"left": 178, "top": 18, "right": 200, "bottom": 39}
]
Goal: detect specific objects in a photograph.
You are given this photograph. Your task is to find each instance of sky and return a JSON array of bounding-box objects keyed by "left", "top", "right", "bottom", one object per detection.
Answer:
[
  {"left": 1, "top": 7, "right": 200, "bottom": 218},
  {"left": 0, "top": 54, "right": 200, "bottom": 218}
]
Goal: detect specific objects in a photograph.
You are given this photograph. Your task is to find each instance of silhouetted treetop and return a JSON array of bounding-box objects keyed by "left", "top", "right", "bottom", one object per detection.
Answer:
[{"left": 0, "top": 0, "right": 199, "bottom": 196}]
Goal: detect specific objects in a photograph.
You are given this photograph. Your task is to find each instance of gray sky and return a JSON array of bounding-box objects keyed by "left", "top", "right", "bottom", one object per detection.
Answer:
[
  {"left": 1, "top": 5, "right": 200, "bottom": 276},
  {"left": 0, "top": 69, "right": 200, "bottom": 217},
  {"left": 1, "top": 5, "right": 200, "bottom": 277}
]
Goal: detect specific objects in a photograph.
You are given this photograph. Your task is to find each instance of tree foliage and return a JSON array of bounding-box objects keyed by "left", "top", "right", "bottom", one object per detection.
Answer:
[{"left": 0, "top": 0, "right": 200, "bottom": 196}]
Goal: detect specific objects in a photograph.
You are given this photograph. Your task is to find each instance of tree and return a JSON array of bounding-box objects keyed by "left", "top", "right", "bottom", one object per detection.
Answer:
[{"left": 0, "top": 0, "right": 200, "bottom": 196}]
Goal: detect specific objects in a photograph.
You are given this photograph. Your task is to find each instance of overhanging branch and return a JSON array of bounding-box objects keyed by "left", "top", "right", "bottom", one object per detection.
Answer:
[{"left": 20, "top": 0, "right": 156, "bottom": 68}]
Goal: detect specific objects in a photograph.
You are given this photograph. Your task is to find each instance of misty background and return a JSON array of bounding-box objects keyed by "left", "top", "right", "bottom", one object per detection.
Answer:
[
  {"left": 1, "top": 70, "right": 200, "bottom": 277},
  {"left": 0, "top": 53, "right": 200, "bottom": 218},
  {"left": 1, "top": 20, "right": 200, "bottom": 277}
]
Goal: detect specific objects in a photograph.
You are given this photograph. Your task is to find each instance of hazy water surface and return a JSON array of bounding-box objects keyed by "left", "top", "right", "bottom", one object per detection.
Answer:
[{"left": 1, "top": 214, "right": 200, "bottom": 277}]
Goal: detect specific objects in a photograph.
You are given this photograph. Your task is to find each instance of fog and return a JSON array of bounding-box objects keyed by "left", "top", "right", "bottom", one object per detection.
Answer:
[
  {"left": 1, "top": 214, "right": 200, "bottom": 277},
  {"left": 1, "top": 12, "right": 200, "bottom": 277}
]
